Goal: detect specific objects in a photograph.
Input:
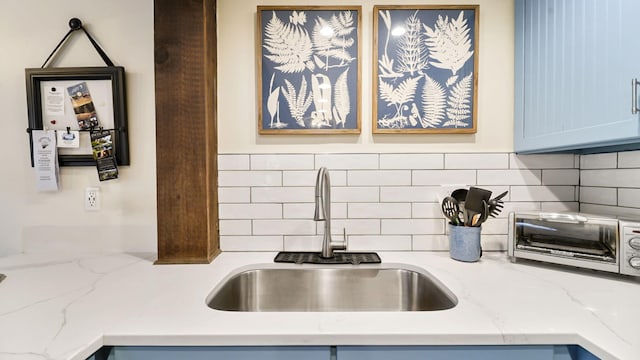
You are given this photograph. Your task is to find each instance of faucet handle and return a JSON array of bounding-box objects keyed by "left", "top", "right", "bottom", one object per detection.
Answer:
[{"left": 332, "top": 227, "right": 348, "bottom": 251}]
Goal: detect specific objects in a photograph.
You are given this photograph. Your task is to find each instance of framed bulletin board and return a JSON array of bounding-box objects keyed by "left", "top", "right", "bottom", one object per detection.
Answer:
[{"left": 25, "top": 66, "right": 129, "bottom": 166}]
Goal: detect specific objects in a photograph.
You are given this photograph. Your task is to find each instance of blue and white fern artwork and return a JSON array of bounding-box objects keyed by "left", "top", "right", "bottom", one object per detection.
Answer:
[
  {"left": 259, "top": 7, "right": 360, "bottom": 134},
  {"left": 374, "top": 7, "right": 478, "bottom": 133}
]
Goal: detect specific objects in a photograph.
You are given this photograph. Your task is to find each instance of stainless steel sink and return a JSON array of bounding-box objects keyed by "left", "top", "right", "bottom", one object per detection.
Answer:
[{"left": 205, "top": 263, "right": 457, "bottom": 312}]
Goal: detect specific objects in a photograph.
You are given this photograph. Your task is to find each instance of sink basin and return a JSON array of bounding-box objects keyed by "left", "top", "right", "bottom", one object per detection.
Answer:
[{"left": 205, "top": 263, "right": 457, "bottom": 312}]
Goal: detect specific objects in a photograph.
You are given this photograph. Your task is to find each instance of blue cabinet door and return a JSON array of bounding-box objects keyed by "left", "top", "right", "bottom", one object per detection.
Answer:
[
  {"left": 515, "top": 0, "right": 640, "bottom": 153},
  {"left": 337, "top": 345, "right": 580, "bottom": 360},
  {"left": 111, "top": 346, "right": 330, "bottom": 360}
]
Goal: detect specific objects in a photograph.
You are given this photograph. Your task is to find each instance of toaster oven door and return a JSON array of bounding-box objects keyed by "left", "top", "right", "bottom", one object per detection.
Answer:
[{"left": 513, "top": 214, "right": 618, "bottom": 263}]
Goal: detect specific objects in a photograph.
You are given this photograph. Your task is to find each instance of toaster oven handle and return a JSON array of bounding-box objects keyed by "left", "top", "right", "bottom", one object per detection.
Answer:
[{"left": 539, "top": 213, "right": 588, "bottom": 224}]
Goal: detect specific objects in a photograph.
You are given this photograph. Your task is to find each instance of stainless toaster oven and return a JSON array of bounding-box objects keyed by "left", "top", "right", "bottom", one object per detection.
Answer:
[{"left": 508, "top": 211, "right": 640, "bottom": 277}]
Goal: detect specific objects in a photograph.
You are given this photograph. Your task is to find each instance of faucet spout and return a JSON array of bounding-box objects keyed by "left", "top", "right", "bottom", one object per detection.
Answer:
[{"left": 314, "top": 167, "right": 346, "bottom": 258}]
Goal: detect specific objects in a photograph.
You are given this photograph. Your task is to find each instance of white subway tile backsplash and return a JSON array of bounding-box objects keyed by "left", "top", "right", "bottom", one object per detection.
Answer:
[
  {"left": 218, "top": 170, "right": 281, "bottom": 187},
  {"left": 283, "top": 170, "right": 347, "bottom": 186},
  {"left": 282, "top": 170, "right": 315, "bottom": 186},
  {"left": 480, "top": 218, "right": 509, "bottom": 234},
  {"left": 315, "top": 154, "right": 379, "bottom": 169},
  {"left": 218, "top": 154, "right": 250, "bottom": 170},
  {"left": 580, "top": 153, "right": 617, "bottom": 169},
  {"left": 218, "top": 187, "right": 250, "bottom": 203},
  {"left": 348, "top": 170, "right": 411, "bottom": 186},
  {"left": 219, "top": 204, "right": 282, "bottom": 219},
  {"left": 220, "top": 236, "right": 283, "bottom": 251},
  {"left": 284, "top": 235, "right": 323, "bottom": 251},
  {"left": 580, "top": 187, "right": 617, "bottom": 206},
  {"left": 618, "top": 150, "right": 640, "bottom": 168},
  {"left": 445, "top": 153, "right": 509, "bottom": 169},
  {"left": 413, "top": 170, "right": 476, "bottom": 186},
  {"left": 283, "top": 203, "right": 313, "bottom": 219},
  {"left": 381, "top": 219, "right": 444, "bottom": 235},
  {"left": 618, "top": 188, "right": 640, "bottom": 209},
  {"left": 253, "top": 219, "right": 316, "bottom": 235},
  {"left": 477, "top": 169, "right": 541, "bottom": 185},
  {"left": 283, "top": 203, "right": 347, "bottom": 219},
  {"left": 412, "top": 203, "right": 441, "bottom": 218},
  {"left": 480, "top": 235, "right": 508, "bottom": 251},
  {"left": 379, "top": 153, "right": 443, "bottom": 169},
  {"left": 216, "top": 152, "right": 593, "bottom": 252},
  {"left": 380, "top": 186, "right": 438, "bottom": 202},
  {"left": 348, "top": 203, "right": 411, "bottom": 218},
  {"left": 412, "top": 235, "right": 449, "bottom": 251},
  {"left": 580, "top": 204, "right": 640, "bottom": 218},
  {"left": 500, "top": 202, "right": 541, "bottom": 215},
  {"left": 219, "top": 220, "right": 252, "bottom": 235},
  {"left": 510, "top": 186, "right": 576, "bottom": 202},
  {"left": 329, "top": 219, "right": 381, "bottom": 235},
  {"left": 251, "top": 187, "right": 313, "bottom": 203},
  {"left": 541, "top": 202, "right": 579, "bottom": 213},
  {"left": 333, "top": 186, "right": 380, "bottom": 203},
  {"left": 542, "top": 169, "right": 580, "bottom": 185},
  {"left": 251, "top": 154, "right": 314, "bottom": 170},
  {"left": 348, "top": 235, "right": 412, "bottom": 251},
  {"left": 510, "top": 154, "right": 575, "bottom": 169},
  {"left": 581, "top": 169, "right": 640, "bottom": 187}
]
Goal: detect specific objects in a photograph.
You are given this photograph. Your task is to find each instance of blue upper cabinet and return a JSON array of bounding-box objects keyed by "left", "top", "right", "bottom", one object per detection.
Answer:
[{"left": 515, "top": 0, "right": 640, "bottom": 153}]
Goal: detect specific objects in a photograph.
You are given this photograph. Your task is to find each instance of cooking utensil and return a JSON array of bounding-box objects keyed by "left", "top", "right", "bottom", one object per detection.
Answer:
[
  {"left": 488, "top": 190, "right": 508, "bottom": 218},
  {"left": 471, "top": 200, "right": 490, "bottom": 226},
  {"left": 451, "top": 188, "right": 468, "bottom": 202},
  {"left": 441, "top": 197, "right": 462, "bottom": 225},
  {"left": 464, "top": 187, "right": 492, "bottom": 226}
]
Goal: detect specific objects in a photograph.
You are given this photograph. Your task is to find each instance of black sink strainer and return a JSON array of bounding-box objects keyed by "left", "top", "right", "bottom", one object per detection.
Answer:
[{"left": 274, "top": 251, "right": 381, "bottom": 265}]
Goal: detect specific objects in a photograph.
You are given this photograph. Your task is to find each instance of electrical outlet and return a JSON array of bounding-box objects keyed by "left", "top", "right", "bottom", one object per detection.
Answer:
[{"left": 85, "top": 187, "right": 101, "bottom": 211}]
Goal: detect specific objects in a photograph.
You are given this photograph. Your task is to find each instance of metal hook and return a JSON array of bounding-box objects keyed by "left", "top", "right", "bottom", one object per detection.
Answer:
[{"left": 69, "top": 18, "right": 83, "bottom": 31}]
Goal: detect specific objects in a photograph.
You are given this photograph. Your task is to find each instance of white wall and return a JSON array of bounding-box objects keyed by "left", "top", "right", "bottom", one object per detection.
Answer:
[
  {"left": 0, "top": 0, "right": 515, "bottom": 256},
  {"left": 217, "top": 0, "right": 515, "bottom": 153},
  {"left": 0, "top": 0, "right": 156, "bottom": 256}
]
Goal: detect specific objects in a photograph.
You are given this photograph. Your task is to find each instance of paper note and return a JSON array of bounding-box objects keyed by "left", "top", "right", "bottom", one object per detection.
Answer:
[
  {"left": 32, "top": 130, "right": 60, "bottom": 192},
  {"left": 44, "top": 85, "right": 65, "bottom": 116}
]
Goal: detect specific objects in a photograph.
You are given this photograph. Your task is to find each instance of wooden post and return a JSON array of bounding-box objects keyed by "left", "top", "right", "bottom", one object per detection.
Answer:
[{"left": 154, "top": 0, "right": 219, "bottom": 264}]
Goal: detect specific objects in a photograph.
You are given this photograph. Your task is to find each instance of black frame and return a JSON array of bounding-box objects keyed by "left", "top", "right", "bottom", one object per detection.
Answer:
[{"left": 25, "top": 66, "right": 129, "bottom": 166}]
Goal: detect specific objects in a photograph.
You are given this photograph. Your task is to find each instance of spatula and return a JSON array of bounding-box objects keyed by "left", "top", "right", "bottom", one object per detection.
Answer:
[{"left": 464, "top": 187, "right": 492, "bottom": 226}]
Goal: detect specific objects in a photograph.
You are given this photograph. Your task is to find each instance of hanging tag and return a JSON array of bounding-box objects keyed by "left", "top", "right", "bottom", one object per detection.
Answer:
[
  {"left": 90, "top": 129, "right": 118, "bottom": 181},
  {"left": 32, "top": 130, "right": 60, "bottom": 192},
  {"left": 67, "top": 82, "right": 99, "bottom": 130},
  {"left": 56, "top": 127, "right": 80, "bottom": 148}
]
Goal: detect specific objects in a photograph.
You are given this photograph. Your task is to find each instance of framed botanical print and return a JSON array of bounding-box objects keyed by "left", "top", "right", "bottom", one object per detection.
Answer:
[
  {"left": 257, "top": 6, "right": 361, "bottom": 134},
  {"left": 373, "top": 5, "right": 479, "bottom": 134}
]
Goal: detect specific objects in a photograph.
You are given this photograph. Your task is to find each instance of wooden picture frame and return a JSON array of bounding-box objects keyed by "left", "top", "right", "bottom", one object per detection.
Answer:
[
  {"left": 257, "top": 6, "right": 362, "bottom": 134},
  {"left": 25, "top": 66, "right": 129, "bottom": 166},
  {"left": 373, "top": 5, "right": 479, "bottom": 134}
]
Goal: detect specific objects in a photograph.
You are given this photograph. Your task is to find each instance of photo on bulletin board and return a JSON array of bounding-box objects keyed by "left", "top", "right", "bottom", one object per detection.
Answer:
[
  {"left": 373, "top": 5, "right": 479, "bottom": 134},
  {"left": 257, "top": 6, "right": 362, "bottom": 134},
  {"left": 25, "top": 66, "right": 129, "bottom": 166}
]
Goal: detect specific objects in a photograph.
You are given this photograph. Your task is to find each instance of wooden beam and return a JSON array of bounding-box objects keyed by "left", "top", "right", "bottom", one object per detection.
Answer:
[{"left": 154, "top": 0, "right": 219, "bottom": 264}]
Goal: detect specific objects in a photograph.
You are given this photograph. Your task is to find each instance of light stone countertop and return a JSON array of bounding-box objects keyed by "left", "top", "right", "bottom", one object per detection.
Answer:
[{"left": 0, "top": 251, "right": 638, "bottom": 360}]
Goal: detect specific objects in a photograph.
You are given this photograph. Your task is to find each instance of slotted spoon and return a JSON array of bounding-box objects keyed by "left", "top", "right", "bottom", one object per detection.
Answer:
[{"left": 441, "top": 196, "right": 462, "bottom": 225}]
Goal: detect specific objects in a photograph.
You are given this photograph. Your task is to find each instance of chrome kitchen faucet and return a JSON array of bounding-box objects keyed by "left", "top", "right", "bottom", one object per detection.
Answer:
[{"left": 314, "top": 167, "right": 347, "bottom": 258}]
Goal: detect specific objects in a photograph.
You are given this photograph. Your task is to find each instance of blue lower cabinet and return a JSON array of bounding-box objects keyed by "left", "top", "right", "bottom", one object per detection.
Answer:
[
  {"left": 98, "top": 345, "right": 598, "bottom": 360},
  {"left": 111, "top": 346, "right": 330, "bottom": 360},
  {"left": 336, "top": 345, "right": 590, "bottom": 360}
]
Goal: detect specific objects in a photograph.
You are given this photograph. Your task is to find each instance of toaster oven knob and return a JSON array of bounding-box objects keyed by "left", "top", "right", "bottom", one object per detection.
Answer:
[
  {"left": 630, "top": 257, "right": 640, "bottom": 269},
  {"left": 630, "top": 237, "right": 640, "bottom": 250}
]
